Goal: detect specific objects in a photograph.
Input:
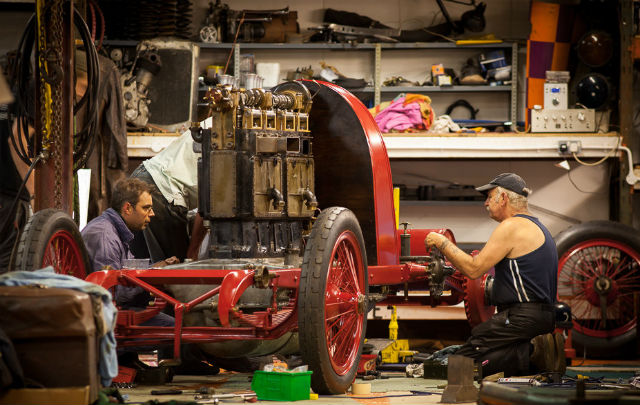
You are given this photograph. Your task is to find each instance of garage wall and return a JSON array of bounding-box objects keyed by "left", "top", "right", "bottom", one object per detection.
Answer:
[{"left": 391, "top": 160, "right": 610, "bottom": 244}]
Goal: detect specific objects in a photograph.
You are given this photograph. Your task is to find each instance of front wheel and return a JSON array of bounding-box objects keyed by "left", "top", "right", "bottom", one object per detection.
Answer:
[
  {"left": 13, "top": 208, "right": 90, "bottom": 278},
  {"left": 298, "top": 207, "right": 368, "bottom": 394}
]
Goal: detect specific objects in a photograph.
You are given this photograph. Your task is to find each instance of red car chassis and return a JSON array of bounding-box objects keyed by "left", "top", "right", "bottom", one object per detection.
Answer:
[{"left": 84, "top": 81, "right": 482, "bottom": 393}]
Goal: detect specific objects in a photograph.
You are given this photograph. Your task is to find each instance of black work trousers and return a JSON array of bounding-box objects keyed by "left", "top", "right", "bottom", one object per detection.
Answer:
[
  {"left": 455, "top": 303, "right": 555, "bottom": 377},
  {"left": 129, "top": 164, "right": 190, "bottom": 262}
]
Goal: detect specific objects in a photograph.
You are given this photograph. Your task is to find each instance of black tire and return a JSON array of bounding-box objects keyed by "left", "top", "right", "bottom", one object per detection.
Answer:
[
  {"left": 555, "top": 220, "right": 640, "bottom": 357},
  {"left": 298, "top": 207, "right": 368, "bottom": 394},
  {"left": 13, "top": 208, "right": 91, "bottom": 278},
  {"left": 2, "top": 198, "right": 31, "bottom": 274}
]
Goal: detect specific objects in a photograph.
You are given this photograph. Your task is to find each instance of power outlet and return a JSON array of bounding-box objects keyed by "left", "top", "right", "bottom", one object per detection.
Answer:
[{"left": 558, "top": 140, "right": 582, "bottom": 154}]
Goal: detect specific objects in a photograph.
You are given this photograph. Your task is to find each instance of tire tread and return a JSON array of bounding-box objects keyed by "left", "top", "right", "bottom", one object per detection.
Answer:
[{"left": 298, "top": 207, "right": 366, "bottom": 394}]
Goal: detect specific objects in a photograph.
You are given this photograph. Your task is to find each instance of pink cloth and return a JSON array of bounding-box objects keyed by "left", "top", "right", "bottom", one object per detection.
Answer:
[{"left": 374, "top": 97, "right": 423, "bottom": 132}]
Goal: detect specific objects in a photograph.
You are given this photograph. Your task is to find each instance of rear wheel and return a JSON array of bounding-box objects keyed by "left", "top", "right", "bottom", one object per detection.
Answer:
[
  {"left": 555, "top": 221, "right": 640, "bottom": 357},
  {"left": 13, "top": 208, "right": 90, "bottom": 278},
  {"left": 298, "top": 207, "right": 368, "bottom": 394}
]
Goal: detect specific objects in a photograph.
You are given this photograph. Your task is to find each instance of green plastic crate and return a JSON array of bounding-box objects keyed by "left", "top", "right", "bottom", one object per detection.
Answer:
[{"left": 251, "top": 370, "right": 312, "bottom": 401}]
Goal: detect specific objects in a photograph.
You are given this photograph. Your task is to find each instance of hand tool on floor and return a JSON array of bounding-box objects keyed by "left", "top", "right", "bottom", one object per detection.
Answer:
[
  {"left": 151, "top": 388, "right": 183, "bottom": 395},
  {"left": 195, "top": 392, "right": 257, "bottom": 403},
  {"left": 151, "top": 387, "right": 215, "bottom": 396},
  {"left": 187, "top": 387, "right": 216, "bottom": 395}
]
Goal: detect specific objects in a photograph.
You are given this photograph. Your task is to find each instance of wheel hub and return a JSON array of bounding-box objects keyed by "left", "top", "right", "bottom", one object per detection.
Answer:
[
  {"left": 356, "top": 293, "right": 366, "bottom": 314},
  {"left": 594, "top": 275, "right": 611, "bottom": 294},
  {"left": 584, "top": 274, "right": 619, "bottom": 307}
]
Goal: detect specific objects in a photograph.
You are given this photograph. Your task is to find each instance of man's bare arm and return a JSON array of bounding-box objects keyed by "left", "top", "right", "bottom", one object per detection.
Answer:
[
  {"left": 425, "top": 222, "right": 513, "bottom": 279},
  {"left": 186, "top": 213, "right": 206, "bottom": 260}
]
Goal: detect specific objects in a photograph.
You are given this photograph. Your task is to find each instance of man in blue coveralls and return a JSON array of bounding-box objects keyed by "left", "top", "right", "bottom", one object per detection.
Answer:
[
  {"left": 82, "top": 178, "right": 218, "bottom": 375},
  {"left": 425, "top": 173, "right": 564, "bottom": 377},
  {"left": 82, "top": 178, "right": 177, "bottom": 370}
]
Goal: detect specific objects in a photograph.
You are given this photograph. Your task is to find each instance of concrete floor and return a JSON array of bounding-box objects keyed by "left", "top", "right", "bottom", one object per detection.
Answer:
[
  {"left": 117, "top": 358, "right": 640, "bottom": 405},
  {"left": 120, "top": 372, "right": 474, "bottom": 405}
]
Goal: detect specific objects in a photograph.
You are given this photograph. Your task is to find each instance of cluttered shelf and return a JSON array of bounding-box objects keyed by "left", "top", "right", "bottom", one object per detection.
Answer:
[
  {"left": 102, "top": 40, "right": 514, "bottom": 50},
  {"left": 199, "top": 85, "right": 509, "bottom": 94},
  {"left": 102, "top": 39, "right": 517, "bottom": 106}
]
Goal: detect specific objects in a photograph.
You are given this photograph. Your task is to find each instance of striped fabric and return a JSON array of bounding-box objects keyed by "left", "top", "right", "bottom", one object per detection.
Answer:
[{"left": 509, "top": 259, "right": 530, "bottom": 302}]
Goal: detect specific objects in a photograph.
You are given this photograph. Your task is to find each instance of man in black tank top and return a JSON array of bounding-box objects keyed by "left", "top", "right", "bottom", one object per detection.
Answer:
[{"left": 425, "top": 173, "right": 564, "bottom": 377}]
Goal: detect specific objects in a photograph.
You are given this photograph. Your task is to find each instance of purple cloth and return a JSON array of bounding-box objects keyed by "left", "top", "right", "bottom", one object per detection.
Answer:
[
  {"left": 528, "top": 41, "right": 555, "bottom": 79},
  {"left": 374, "top": 97, "right": 423, "bottom": 132},
  {"left": 81, "top": 208, "right": 150, "bottom": 307}
]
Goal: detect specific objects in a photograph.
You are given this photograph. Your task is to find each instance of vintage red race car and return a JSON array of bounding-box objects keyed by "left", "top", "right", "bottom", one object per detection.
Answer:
[{"left": 13, "top": 80, "right": 638, "bottom": 394}]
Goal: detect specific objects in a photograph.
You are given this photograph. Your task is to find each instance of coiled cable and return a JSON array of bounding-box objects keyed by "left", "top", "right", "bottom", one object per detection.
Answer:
[{"left": 7, "top": 4, "right": 100, "bottom": 172}]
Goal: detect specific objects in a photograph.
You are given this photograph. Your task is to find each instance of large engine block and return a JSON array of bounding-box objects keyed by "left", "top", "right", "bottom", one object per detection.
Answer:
[{"left": 191, "top": 82, "right": 317, "bottom": 261}]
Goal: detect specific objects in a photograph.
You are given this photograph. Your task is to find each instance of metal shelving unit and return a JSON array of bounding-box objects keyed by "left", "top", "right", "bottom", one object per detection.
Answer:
[
  {"left": 103, "top": 39, "right": 519, "bottom": 124},
  {"left": 366, "top": 85, "right": 511, "bottom": 93}
]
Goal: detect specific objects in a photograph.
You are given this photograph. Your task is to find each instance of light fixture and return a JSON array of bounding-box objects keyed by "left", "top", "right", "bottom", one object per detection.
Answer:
[
  {"left": 575, "top": 73, "right": 610, "bottom": 110},
  {"left": 555, "top": 160, "right": 571, "bottom": 171}
]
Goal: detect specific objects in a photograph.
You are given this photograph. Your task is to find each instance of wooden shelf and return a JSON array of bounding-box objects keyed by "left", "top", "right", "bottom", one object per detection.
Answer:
[
  {"left": 383, "top": 132, "right": 621, "bottom": 159},
  {"left": 127, "top": 132, "right": 621, "bottom": 159},
  {"left": 400, "top": 200, "right": 483, "bottom": 206},
  {"left": 359, "top": 85, "right": 511, "bottom": 93},
  {"left": 103, "top": 40, "right": 515, "bottom": 50}
]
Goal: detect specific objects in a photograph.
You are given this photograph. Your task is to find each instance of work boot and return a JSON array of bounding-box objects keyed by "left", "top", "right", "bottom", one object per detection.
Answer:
[
  {"left": 529, "top": 333, "right": 555, "bottom": 372},
  {"left": 553, "top": 332, "right": 567, "bottom": 375}
]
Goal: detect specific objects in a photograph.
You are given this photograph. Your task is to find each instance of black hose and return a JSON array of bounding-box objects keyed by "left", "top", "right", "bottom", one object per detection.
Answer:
[
  {"left": 72, "top": 6, "right": 100, "bottom": 171},
  {"left": 6, "top": 3, "right": 100, "bottom": 172},
  {"left": 0, "top": 154, "right": 41, "bottom": 240},
  {"left": 8, "top": 14, "right": 36, "bottom": 166},
  {"left": 445, "top": 99, "right": 479, "bottom": 120}
]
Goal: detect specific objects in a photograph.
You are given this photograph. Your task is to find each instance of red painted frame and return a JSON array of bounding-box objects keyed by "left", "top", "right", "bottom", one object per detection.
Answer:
[
  {"left": 86, "top": 253, "right": 460, "bottom": 361},
  {"left": 86, "top": 81, "right": 463, "bottom": 363}
]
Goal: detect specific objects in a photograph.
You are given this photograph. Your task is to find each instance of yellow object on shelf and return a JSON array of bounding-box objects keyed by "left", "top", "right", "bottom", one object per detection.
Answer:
[{"left": 455, "top": 39, "right": 503, "bottom": 45}]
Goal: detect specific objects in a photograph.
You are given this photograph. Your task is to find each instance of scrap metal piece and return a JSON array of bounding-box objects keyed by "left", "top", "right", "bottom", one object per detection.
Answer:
[
  {"left": 441, "top": 355, "right": 478, "bottom": 403},
  {"left": 325, "top": 23, "right": 400, "bottom": 42}
]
